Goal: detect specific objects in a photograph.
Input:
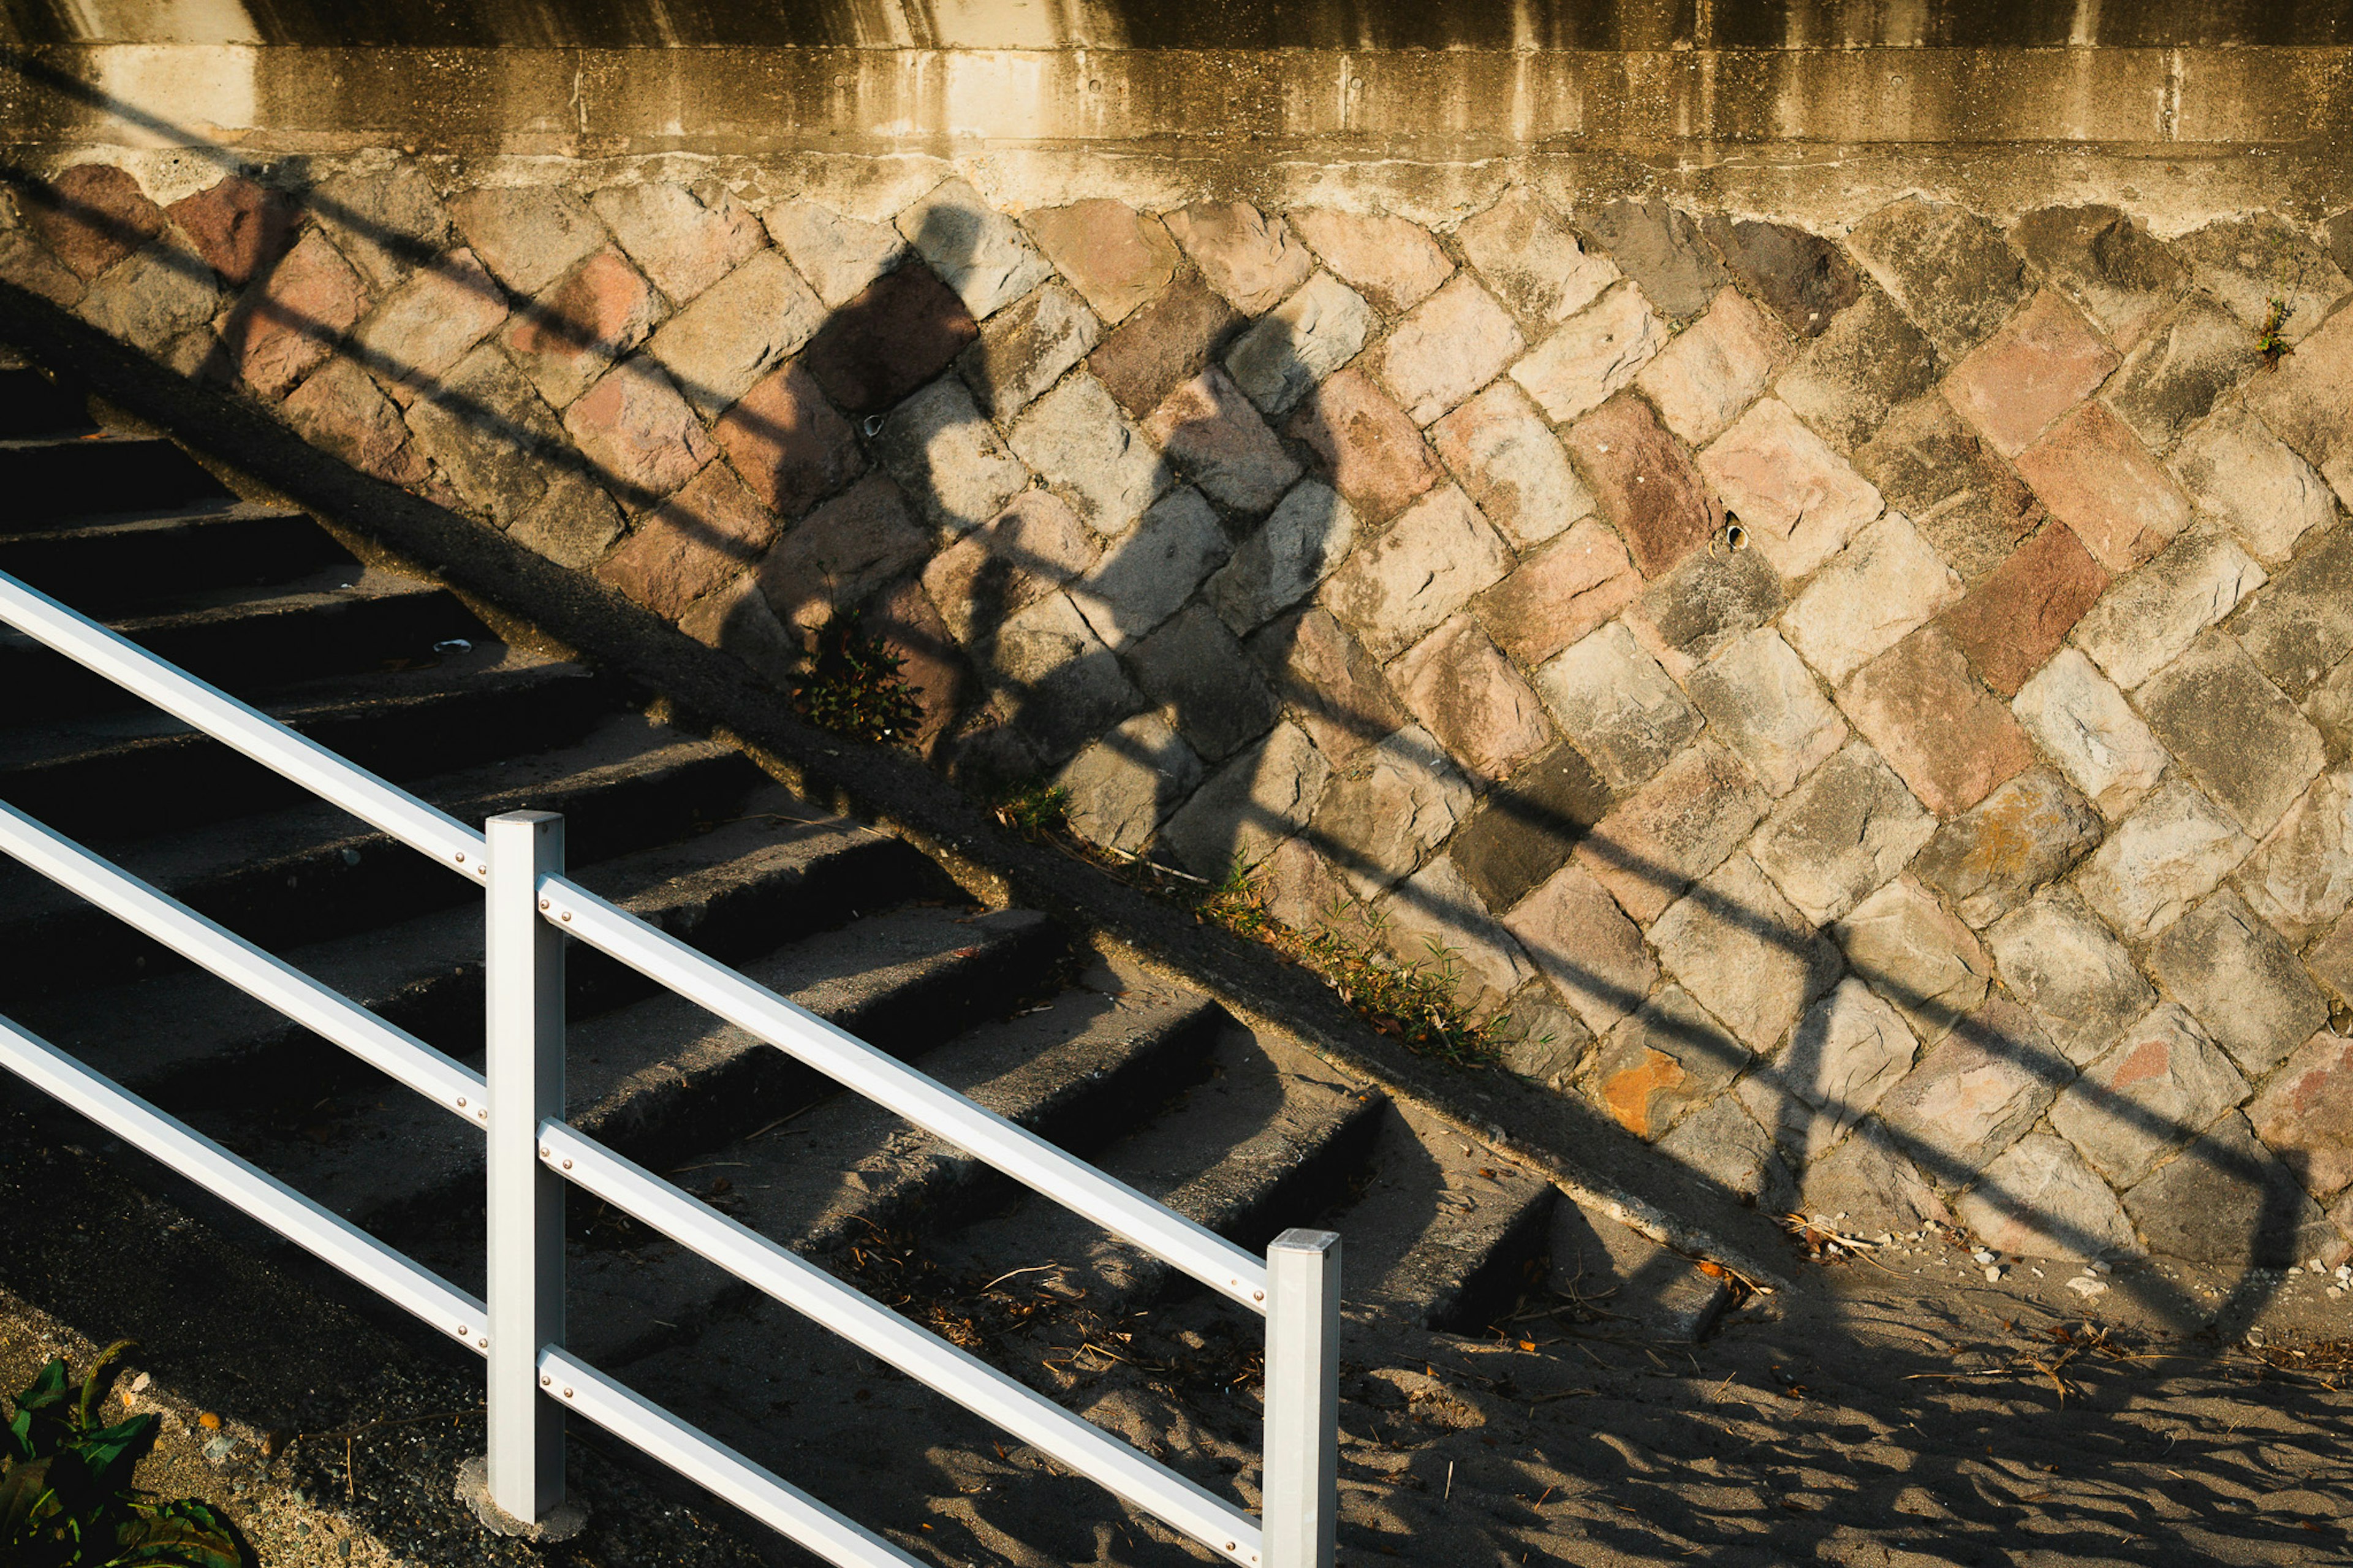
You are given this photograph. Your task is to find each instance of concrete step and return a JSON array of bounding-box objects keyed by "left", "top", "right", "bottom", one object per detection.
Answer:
[
  {"left": 0, "top": 572, "right": 487, "bottom": 723},
  {"left": 1333, "top": 1100, "right": 1559, "bottom": 1333},
  {"left": 553, "top": 974, "right": 1232, "bottom": 1365},
  {"left": 12, "top": 793, "right": 951, "bottom": 1113},
  {"left": 920, "top": 1020, "right": 1390, "bottom": 1314},
  {"left": 0, "top": 501, "right": 357, "bottom": 614},
  {"left": 0, "top": 365, "right": 96, "bottom": 439},
  {"left": 0, "top": 431, "right": 232, "bottom": 525},
  {"left": 229, "top": 907, "right": 1071, "bottom": 1291},
  {"left": 0, "top": 714, "right": 761, "bottom": 1003},
  {"left": 0, "top": 653, "right": 615, "bottom": 843}
]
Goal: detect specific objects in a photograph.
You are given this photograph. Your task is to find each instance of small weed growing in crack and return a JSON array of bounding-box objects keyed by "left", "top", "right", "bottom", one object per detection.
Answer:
[
  {"left": 986, "top": 779, "right": 1070, "bottom": 838},
  {"left": 1195, "top": 866, "right": 1510, "bottom": 1070},
  {"left": 794, "top": 610, "right": 925, "bottom": 746},
  {"left": 2258, "top": 296, "right": 2296, "bottom": 366}
]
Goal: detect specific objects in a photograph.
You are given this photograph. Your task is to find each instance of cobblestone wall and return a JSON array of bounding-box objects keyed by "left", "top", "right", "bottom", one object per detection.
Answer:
[{"left": 12, "top": 151, "right": 2353, "bottom": 1269}]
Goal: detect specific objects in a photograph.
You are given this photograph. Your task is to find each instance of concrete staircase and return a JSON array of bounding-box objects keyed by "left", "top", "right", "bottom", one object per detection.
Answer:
[{"left": 0, "top": 355, "right": 1727, "bottom": 1559}]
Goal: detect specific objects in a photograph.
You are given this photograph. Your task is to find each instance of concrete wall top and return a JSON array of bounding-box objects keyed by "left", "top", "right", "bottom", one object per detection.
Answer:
[{"left": 9, "top": 0, "right": 2353, "bottom": 50}]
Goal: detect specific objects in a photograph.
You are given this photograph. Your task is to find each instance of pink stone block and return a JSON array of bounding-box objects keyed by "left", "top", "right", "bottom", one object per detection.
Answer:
[
  {"left": 1838, "top": 626, "right": 2036, "bottom": 816},
  {"left": 2013, "top": 401, "right": 2193, "bottom": 572},
  {"left": 563, "top": 358, "right": 718, "bottom": 504},
  {"left": 225, "top": 230, "right": 368, "bottom": 400},
  {"left": 1943, "top": 288, "right": 2120, "bottom": 457}
]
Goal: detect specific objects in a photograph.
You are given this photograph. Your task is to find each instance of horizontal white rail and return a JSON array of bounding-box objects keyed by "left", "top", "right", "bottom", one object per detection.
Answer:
[
  {"left": 0, "top": 801, "right": 490, "bottom": 1125},
  {"left": 541, "top": 878, "right": 1271, "bottom": 1312},
  {"left": 542, "top": 1122, "right": 1265, "bottom": 1566},
  {"left": 0, "top": 570, "right": 488, "bottom": 879},
  {"left": 537, "top": 1348, "right": 923, "bottom": 1568},
  {"left": 0, "top": 1010, "right": 490, "bottom": 1355}
]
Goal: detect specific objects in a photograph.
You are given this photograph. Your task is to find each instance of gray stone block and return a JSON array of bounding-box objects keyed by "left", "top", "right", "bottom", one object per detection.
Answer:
[
  {"left": 2011, "top": 648, "right": 2169, "bottom": 818},
  {"left": 1694, "top": 621, "right": 1854, "bottom": 795},
  {"left": 1502, "top": 856, "right": 1656, "bottom": 1036},
  {"left": 1581, "top": 198, "right": 1730, "bottom": 320},
  {"left": 1835, "top": 877, "right": 1991, "bottom": 1045},
  {"left": 1955, "top": 1132, "right": 2139, "bottom": 1261},
  {"left": 2007, "top": 204, "right": 2187, "bottom": 349},
  {"left": 645, "top": 250, "right": 824, "bottom": 417},
  {"left": 1126, "top": 603, "right": 1281, "bottom": 762},
  {"left": 1245, "top": 605, "right": 1408, "bottom": 766},
  {"left": 981, "top": 590, "right": 1146, "bottom": 764},
  {"left": 1910, "top": 767, "right": 2102, "bottom": 928},
  {"left": 2072, "top": 527, "right": 2265, "bottom": 692},
  {"left": 1055, "top": 713, "right": 1203, "bottom": 855},
  {"left": 1742, "top": 977, "right": 1918, "bottom": 1165},
  {"left": 587, "top": 181, "right": 764, "bottom": 306},
  {"left": 1699, "top": 215, "right": 1862, "bottom": 339},
  {"left": 2104, "top": 294, "right": 2264, "bottom": 451},
  {"left": 1652, "top": 852, "right": 1841, "bottom": 1052},
  {"left": 1309, "top": 724, "right": 1475, "bottom": 900},
  {"left": 1377, "top": 855, "right": 1533, "bottom": 1013},
  {"left": 1160, "top": 720, "right": 1331, "bottom": 878},
  {"left": 2148, "top": 887, "right": 2328, "bottom": 1078},
  {"left": 1222, "top": 269, "right": 1374, "bottom": 415},
  {"left": 1846, "top": 196, "right": 2030, "bottom": 362},
  {"left": 1068, "top": 487, "right": 1230, "bottom": 650},
  {"left": 1877, "top": 997, "right": 2067, "bottom": 1184},
  {"left": 2051, "top": 1002, "right": 2249, "bottom": 1189},
  {"left": 1623, "top": 543, "right": 1786, "bottom": 683},
  {"left": 896, "top": 178, "right": 1053, "bottom": 320},
  {"left": 1207, "top": 479, "right": 1358, "bottom": 634},
  {"left": 2235, "top": 763, "right": 2353, "bottom": 944},
  {"left": 2137, "top": 629, "right": 2325, "bottom": 836},
  {"left": 1747, "top": 741, "right": 1935, "bottom": 927},
  {"left": 1987, "top": 888, "right": 2154, "bottom": 1066},
  {"left": 1656, "top": 1093, "right": 1794, "bottom": 1211},
  {"left": 449, "top": 185, "right": 607, "bottom": 299},
  {"left": 1852, "top": 394, "right": 2043, "bottom": 581},
  {"left": 1008, "top": 373, "right": 1173, "bottom": 537},
  {"left": 2231, "top": 524, "right": 2353, "bottom": 697},
  {"left": 1450, "top": 742, "right": 1614, "bottom": 914},
  {"left": 2078, "top": 778, "right": 2256, "bottom": 941},
  {"left": 2123, "top": 1112, "right": 2336, "bottom": 1267},
  {"left": 957, "top": 281, "right": 1102, "bottom": 422},
  {"left": 403, "top": 343, "right": 563, "bottom": 526},
  {"left": 1774, "top": 287, "right": 1939, "bottom": 455},
  {"left": 1533, "top": 622, "right": 1702, "bottom": 792},
  {"left": 1320, "top": 483, "right": 1512, "bottom": 661},
  {"left": 873, "top": 376, "right": 1032, "bottom": 536}
]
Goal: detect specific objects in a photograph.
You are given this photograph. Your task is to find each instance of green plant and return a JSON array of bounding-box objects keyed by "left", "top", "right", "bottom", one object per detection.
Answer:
[
  {"left": 987, "top": 779, "right": 1069, "bottom": 839},
  {"left": 2257, "top": 296, "right": 2295, "bottom": 364},
  {"left": 1, "top": 1341, "right": 245, "bottom": 1567},
  {"left": 792, "top": 610, "right": 926, "bottom": 747},
  {"left": 1190, "top": 865, "right": 1509, "bottom": 1070}
]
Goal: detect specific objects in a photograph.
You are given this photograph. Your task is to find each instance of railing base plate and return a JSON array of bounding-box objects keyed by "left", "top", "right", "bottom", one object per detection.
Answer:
[{"left": 455, "top": 1455, "right": 590, "bottom": 1542}]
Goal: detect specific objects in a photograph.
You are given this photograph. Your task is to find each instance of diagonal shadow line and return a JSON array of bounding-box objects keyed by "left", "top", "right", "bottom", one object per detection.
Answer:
[
  {"left": 1058, "top": 712, "right": 2319, "bottom": 1328},
  {"left": 1, "top": 48, "right": 2323, "bottom": 1338}
]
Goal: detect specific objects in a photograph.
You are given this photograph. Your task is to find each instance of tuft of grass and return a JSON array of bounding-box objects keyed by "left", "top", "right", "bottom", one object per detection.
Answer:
[
  {"left": 987, "top": 779, "right": 1070, "bottom": 839},
  {"left": 2258, "top": 296, "right": 2296, "bottom": 365},
  {"left": 793, "top": 610, "right": 926, "bottom": 747},
  {"left": 1193, "top": 864, "right": 1510, "bottom": 1070}
]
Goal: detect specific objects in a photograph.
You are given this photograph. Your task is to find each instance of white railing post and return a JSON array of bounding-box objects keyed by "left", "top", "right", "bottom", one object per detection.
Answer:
[
  {"left": 486, "top": 810, "right": 566, "bottom": 1524},
  {"left": 1263, "top": 1228, "right": 1339, "bottom": 1568}
]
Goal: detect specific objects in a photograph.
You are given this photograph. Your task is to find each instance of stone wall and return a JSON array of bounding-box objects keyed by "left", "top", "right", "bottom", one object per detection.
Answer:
[{"left": 9, "top": 139, "right": 2353, "bottom": 1272}]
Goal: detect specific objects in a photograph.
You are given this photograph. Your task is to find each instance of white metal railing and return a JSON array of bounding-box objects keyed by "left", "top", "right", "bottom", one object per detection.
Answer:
[{"left": 0, "top": 568, "right": 1341, "bottom": 1568}]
